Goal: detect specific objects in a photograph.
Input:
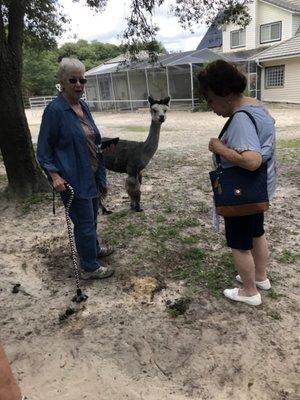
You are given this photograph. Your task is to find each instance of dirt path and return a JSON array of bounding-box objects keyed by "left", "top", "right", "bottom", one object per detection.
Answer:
[{"left": 0, "top": 105, "right": 299, "bottom": 400}]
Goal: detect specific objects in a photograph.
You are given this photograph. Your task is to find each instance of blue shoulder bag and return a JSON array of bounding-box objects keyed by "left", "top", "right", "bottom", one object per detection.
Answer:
[{"left": 209, "top": 110, "right": 269, "bottom": 217}]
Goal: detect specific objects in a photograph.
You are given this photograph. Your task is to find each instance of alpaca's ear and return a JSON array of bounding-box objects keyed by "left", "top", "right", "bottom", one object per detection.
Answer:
[
  {"left": 148, "top": 96, "right": 155, "bottom": 106},
  {"left": 163, "top": 96, "right": 170, "bottom": 105}
]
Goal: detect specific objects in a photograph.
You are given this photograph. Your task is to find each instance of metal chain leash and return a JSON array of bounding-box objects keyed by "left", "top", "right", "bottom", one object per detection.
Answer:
[{"left": 64, "top": 183, "right": 88, "bottom": 303}]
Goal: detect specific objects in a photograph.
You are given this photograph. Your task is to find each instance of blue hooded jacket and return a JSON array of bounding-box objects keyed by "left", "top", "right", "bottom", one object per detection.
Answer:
[{"left": 37, "top": 95, "right": 106, "bottom": 198}]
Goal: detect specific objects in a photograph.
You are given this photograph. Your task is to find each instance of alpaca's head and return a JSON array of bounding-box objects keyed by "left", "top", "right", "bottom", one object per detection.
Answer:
[{"left": 148, "top": 96, "right": 170, "bottom": 124}]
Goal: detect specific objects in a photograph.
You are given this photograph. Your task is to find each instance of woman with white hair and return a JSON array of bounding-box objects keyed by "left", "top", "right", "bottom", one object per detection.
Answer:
[{"left": 37, "top": 58, "right": 115, "bottom": 279}]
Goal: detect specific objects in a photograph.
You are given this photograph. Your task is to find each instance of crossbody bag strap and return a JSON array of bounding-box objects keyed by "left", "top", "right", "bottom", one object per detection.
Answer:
[{"left": 215, "top": 109, "right": 258, "bottom": 166}]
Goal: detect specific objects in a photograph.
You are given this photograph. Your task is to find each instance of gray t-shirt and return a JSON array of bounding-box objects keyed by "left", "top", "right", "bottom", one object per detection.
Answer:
[{"left": 213, "top": 105, "right": 277, "bottom": 199}]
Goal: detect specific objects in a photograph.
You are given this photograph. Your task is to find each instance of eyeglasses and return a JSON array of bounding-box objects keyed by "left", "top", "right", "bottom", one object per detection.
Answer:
[{"left": 68, "top": 78, "right": 87, "bottom": 84}]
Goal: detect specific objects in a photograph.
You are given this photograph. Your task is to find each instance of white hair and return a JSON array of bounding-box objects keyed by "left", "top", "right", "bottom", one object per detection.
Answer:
[{"left": 57, "top": 58, "right": 85, "bottom": 83}]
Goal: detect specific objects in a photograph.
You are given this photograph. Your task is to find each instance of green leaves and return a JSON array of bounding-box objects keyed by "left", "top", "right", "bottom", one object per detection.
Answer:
[
  {"left": 22, "top": 39, "right": 123, "bottom": 96},
  {"left": 171, "top": 0, "right": 251, "bottom": 30}
]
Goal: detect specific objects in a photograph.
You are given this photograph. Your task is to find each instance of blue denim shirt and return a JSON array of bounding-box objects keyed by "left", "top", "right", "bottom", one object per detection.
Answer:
[{"left": 37, "top": 94, "right": 106, "bottom": 198}]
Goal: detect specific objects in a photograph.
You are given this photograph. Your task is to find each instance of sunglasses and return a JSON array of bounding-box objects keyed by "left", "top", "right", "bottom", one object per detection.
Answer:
[{"left": 68, "top": 78, "right": 87, "bottom": 84}]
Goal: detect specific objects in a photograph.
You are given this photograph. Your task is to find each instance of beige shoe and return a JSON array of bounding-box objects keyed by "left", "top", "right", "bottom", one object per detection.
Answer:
[
  {"left": 236, "top": 275, "right": 271, "bottom": 290},
  {"left": 81, "top": 265, "right": 115, "bottom": 280}
]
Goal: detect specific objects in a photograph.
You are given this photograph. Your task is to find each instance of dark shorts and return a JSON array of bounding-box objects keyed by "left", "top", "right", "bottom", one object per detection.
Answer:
[{"left": 224, "top": 213, "right": 265, "bottom": 250}]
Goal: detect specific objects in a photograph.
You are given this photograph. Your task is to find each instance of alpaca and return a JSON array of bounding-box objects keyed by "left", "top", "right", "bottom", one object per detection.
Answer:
[{"left": 102, "top": 95, "right": 170, "bottom": 212}]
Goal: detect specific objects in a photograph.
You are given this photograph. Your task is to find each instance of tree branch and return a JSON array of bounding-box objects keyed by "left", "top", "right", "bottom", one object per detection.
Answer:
[
  {"left": 8, "top": 0, "right": 25, "bottom": 55},
  {"left": 0, "top": 0, "right": 7, "bottom": 49}
]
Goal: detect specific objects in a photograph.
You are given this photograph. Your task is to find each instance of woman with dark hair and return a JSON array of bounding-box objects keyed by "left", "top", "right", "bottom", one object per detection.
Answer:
[{"left": 198, "top": 60, "right": 276, "bottom": 306}]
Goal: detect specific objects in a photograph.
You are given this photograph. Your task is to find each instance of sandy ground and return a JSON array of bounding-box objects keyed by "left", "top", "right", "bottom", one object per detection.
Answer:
[{"left": 0, "top": 104, "right": 299, "bottom": 400}]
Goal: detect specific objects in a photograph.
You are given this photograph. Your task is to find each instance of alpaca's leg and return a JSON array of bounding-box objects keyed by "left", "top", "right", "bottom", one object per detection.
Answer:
[
  {"left": 138, "top": 172, "right": 143, "bottom": 184},
  {"left": 99, "top": 187, "right": 112, "bottom": 214},
  {"left": 125, "top": 175, "right": 142, "bottom": 212}
]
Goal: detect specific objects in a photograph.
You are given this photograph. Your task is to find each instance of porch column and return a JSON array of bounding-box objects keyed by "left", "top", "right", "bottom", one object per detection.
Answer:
[
  {"left": 110, "top": 72, "right": 117, "bottom": 111},
  {"left": 190, "top": 63, "right": 194, "bottom": 110},
  {"left": 166, "top": 66, "right": 170, "bottom": 102},
  {"left": 95, "top": 74, "right": 103, "bottom": 112},
  {"left": 145, "top": 68, "right": 150, "bottom": 98},
  {"left": 127, "top": 70, "right": 133, "bottom": 111}
]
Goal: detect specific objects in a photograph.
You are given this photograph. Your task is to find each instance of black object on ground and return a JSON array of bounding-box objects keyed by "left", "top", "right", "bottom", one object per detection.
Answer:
[
  {"left": 166, "top": 298, "right": 191, "bottom": 315},
  {"left": 12, "top": 284, "right": 21, "bottom": 294}
]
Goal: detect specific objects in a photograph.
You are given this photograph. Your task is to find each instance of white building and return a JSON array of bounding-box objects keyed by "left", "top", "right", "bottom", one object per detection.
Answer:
[{"left": 199, "top": 0, "right": 300, "bottom": 103}]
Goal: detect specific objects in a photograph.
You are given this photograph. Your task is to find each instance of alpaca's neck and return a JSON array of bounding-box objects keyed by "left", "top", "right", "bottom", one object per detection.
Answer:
[{"left": 143, "top": 120, "right": 161, "bottom": 156}]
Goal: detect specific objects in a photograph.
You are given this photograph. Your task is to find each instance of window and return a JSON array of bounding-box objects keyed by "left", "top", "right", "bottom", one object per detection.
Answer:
[
  {"left": 260, "top": 22, "right": 282, "bottom": 43},
  {"left": 265, "top": 66, "right": 284, "bottom": 88},
  {"left": 230, "top": 29, "right": 246, "bottom": 48}
]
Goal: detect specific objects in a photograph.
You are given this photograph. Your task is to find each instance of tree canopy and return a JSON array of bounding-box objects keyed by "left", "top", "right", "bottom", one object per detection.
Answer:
[
  {"left": 21, "top": 0, "right": 251, "bottom": 96},
  {"left": 0, "top": 0, "right": 252, "bottom": 197},
  {"left": 119, "top": 0, "right": 252, "bottom": 54},
  {"left": 22, "top": 39, "right": 166, "bottom": 96},
  {"left": 72, "top": 1, "right": 251, "bottom": 54},
  {"left": 22, "top": 40, "right": 122, "bottom": 96}
]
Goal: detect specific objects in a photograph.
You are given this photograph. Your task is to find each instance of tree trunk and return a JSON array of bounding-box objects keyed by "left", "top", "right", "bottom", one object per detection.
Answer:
[
  {"left": 0, "top": 56, "right": 49, "bottom": 197},
  {"left": 0, "top": 5, "right": 49, "bottom": 198}
]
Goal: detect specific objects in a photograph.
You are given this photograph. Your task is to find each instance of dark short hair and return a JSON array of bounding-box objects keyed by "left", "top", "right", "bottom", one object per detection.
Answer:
[{"left": 197, "top": 60, "right": 247, "bottom": 98}]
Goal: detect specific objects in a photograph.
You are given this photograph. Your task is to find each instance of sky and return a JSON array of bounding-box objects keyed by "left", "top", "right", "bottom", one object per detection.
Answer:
[{"left": 58, "top": 0, "right": 208, "bottom": 52}]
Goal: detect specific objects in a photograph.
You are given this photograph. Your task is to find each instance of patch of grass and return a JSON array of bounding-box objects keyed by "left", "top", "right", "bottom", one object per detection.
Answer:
[
  {"left": 183, "top": 248, "right": 206, "bottom": 261},
  {"left": 107, "top": 210, "right": 128, "bottom": 222},
  {"left": 21, "top": 192, "right": 52, "bottom": 214},
  {"left": 131, "top": 255, "right": 142, "bottom": 264},
  {"left": 172, "top": 249, "right": 236, "bottom": 297},
  {"left": 181, "top": 235, "right": 200, "bottom": 245},
  {"left": 175, "top": 217, "right": 199, "bottom": 229},
  {"left": 197, "top": 201, "right": 210, "bottom": 213},
  {"left": 123, "top": 221, "right": 147, "bottom": 238},
  {"left": 136, "top": 212, "right": 147, "bottom": 221},
  {"left": 277, "top": 138, "right": 300, "bottom": 148},
  {"left": 123, "top": 125, "right": 149, "bottom": 132},
  {"left": 277, "top": 249, "right": 300, "bottom": 264},
  {"left": 266, "top": 288, "right": 282, "bottom": 300},
  {"left": 276, "top": 150, "right": 299, "bottom": 166},
  {"left": 148, "top": 225, "right": 179, "bottom": 242},
  {"left": 167, "top": 308, "right": 181, "bottom": 318},
  {"left": 102, "top": 215, "right": 148, "bottom": 244},
  {"left": 102, "top": 231, "right": 118, "bottom": 245},
  {"left": 164, "top": 204, "right": 173, "bottom": 213},
  {"left": 202, "top": 253, "right": 236, "bottom": 296},
  {"left": 172, "top": 267, "right": 190, "bottom": 280},
  {"left": 268, "top": 311, "right": 282, "bottom": 321},
  {"left": 156, "top": 214, "right": 167, "bottom": 223}
]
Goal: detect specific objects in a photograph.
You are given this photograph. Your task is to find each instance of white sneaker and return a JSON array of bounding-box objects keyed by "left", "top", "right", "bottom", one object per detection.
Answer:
[
  {"left": 224, "top": 288, "right": 262, "bottom": 306},
  {"left": 236, "top": 275, "right": 271, "bottom": 290}
]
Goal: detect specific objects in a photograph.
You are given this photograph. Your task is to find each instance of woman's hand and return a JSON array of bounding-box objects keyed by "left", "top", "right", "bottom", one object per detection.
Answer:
[
  {"left": 102, "top": 143, "right": 116, "bottom": 156},
  {"left": 0, "top": 343, "right": 22, "bottom": 400},
  {"left": 49, "top": 172, "right": 67, "bottom": 192},
  {"left": 208, "top": 138, "right": 226, "bottom": 154},
  {"left": 209, "top": 139, "right": 263, "bottom": 171}
]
